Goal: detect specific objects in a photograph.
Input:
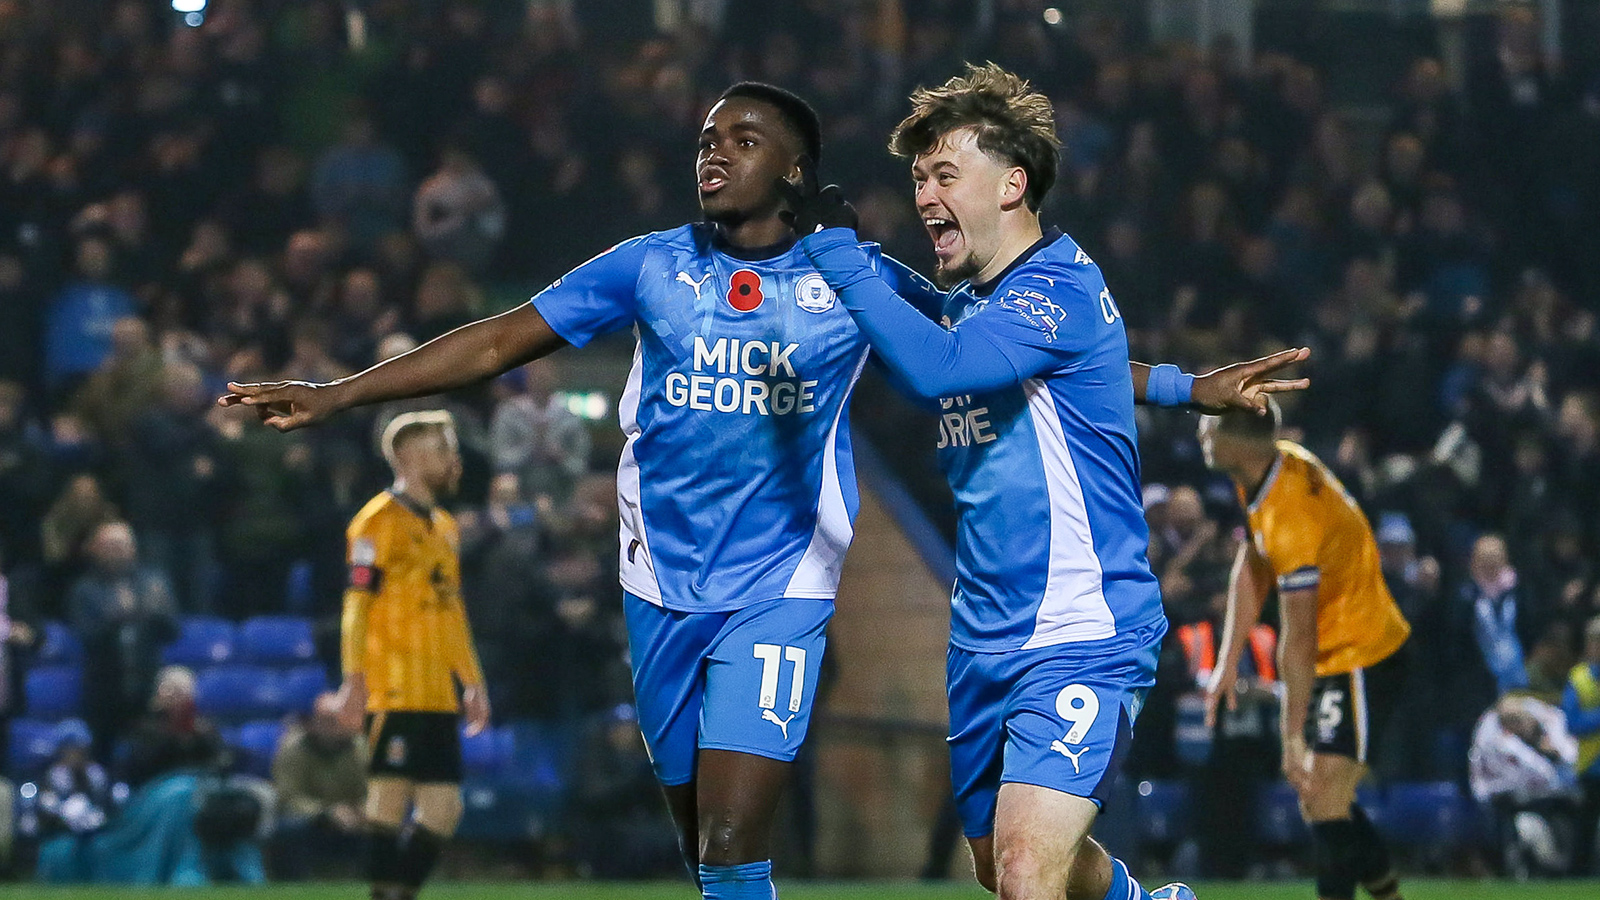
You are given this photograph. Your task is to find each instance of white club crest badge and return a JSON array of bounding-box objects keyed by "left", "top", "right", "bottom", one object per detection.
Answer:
[{"left": 795, "top": 274, "right": 836, "bottom": 313}]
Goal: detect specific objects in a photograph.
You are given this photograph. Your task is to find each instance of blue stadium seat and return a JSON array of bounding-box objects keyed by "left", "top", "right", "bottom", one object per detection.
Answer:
[
  {"left": 1135, "top": 780, "right": 1189, "bottom": 845},
  {"left": 461, "top": 724, "right": 512, "bottom": 777},
  {"left": 505, "top": 719, "right": 578, "bottom": 792},
  {"left": 25, "top": 665, "right": 83, "bottom": 720},
  {"left": 1381, "top": 781, "right": 1479, "bottom": 848},
  {"left": 232, "top": 719, "right": 286, "bottom": 778},
  {"left": 7, "top": 718, "right": 60, "bottom": 778},
  {"left": 162, "top": 615, "right": 236, "bottom": 667},
  {"left": 239, "top": 615, "right": 317, "bottom": 665},
  {"left": 1256, "top": 781, "right": 1309, "bottom": 846},
  {"left": 35, "top": 621, "right": 83, "bottom": 665},
  {"left": 280, "top": 665, "right": 329, "bottom": 715},
  {"left": 197, "top": 665, "right": 286, "bottom": 720},
  {"left": 456, "top": 778, "right": 558, "bottom": 843}
]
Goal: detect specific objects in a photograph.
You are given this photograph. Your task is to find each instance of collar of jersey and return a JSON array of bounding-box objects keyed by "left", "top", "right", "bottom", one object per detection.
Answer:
[
  {"left": 388, "top": 489, "right": 436, "bottom": 526},
  {"left": 968, "top": 227, "right": 1064, "bottom": 297},
  {"left": 1245, "top": 451, "right": 1285, "bottom": 513},
  {"left": 706, "top": 225, "right": 799, "bottom": 262}
]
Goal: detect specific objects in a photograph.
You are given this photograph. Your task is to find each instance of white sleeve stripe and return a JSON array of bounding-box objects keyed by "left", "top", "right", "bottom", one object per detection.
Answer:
[{"left": 1277, "top": 567, "right": 1320, "bottom": 591}]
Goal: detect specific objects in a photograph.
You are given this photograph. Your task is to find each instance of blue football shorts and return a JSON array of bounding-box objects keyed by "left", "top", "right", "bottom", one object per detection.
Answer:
[
  {"left": 947, "top": 619, "right": 1165, "bottom": 838},
  {"left": 624, "top": 592, "right": 833, "bottom": 786}
]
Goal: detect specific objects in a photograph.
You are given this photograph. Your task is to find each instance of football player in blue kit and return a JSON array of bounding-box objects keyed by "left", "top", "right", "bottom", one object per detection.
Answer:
[
  {"left": 223, "top": 81, "right": 1300, "bottom": 898},
  {"left": 788, "top": 63, "right": 1307, "bottom": 900}
]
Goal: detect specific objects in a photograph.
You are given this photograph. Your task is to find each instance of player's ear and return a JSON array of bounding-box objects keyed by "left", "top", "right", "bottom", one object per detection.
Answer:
[{"left": 1000, "top": 166, "right": 1028, "bottom": 209}]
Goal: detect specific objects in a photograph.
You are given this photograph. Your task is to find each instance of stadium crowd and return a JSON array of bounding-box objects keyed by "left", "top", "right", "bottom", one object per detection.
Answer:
[{"left": 0, "top": 0, "right": 1597, "bottom": 881}]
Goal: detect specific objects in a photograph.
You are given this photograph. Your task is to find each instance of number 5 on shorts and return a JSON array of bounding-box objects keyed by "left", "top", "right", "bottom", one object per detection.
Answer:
[{"left": 753, "top": 643, "right": 806, "bottom": 713}]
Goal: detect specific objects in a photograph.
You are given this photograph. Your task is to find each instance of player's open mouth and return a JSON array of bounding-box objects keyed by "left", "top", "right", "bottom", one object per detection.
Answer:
[
  {"left": 925, "top": 216, "right": 962, "bottom": 258},
  {"left": 699, "top": 167, "right": 730, "bottom": 194}
]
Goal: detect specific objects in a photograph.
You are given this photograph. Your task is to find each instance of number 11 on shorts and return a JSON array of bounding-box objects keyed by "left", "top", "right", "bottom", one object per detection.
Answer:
[{"left": 753, "top": 643, "right": 806, "bottom": 713}]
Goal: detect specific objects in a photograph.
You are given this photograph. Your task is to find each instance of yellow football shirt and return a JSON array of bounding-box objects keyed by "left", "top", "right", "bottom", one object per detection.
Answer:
[
  {"left": 341, "top": 491, "right": 484, "bottom": 713},
  {"left": 1242, "top": 441, "right": 1410, "bottom": 676}
]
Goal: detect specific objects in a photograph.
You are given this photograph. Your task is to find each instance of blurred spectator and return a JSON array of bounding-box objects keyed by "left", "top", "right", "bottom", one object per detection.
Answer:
[
  {"left": 275, "top": 319, "right": 351, "bottom": 385},
  {"left": 280, "top": 229, "right": 338, "bottom": 310},
  {"left": 120, "top": 361, "right": 221, "bottom": 613},
  {"left": 68, "top": 520, "right": 177, "bottom": 759},
  {"left": 122, "top": 665, "right": 226, "bottom": 788},
  {"left": 459, "top": 471, "right": 545, "bottom": 718},
  {"left": 44, "top": 236, "right": 135, "bottom": 398},
  {"left": 221, "top": 146, "right": 314, "bottom": 257},
  {"left": 310, "top": 113, "right": 408, "bottom": 253},
  {"left": 1448, "top": 534, "right": 1536, "bottom": 737},
  {"left": 488, "top": 360, "right": 591, "bottom": 504},
  {"left": 1469, "top": 694, "right": 1582, "bottom": 877},
  {"left": 68, "top": 316, "right": 164, "bottom": 447},
  {"left": 269, "top": 692, "right": 368, "bottom": 880},
  {"left": 1375, "top": 511, "right": 1443, "bottom": 777},
  {"left": 1526, "top": 622, "right": 1578, "bottom": 703},
  {"left": 40, "top": 473, "right": 120, "bottom": 604},
  {"left": 34, "top": 721, "right": 112, "bottom": 839},
  {"left": 329, "top": 268, "right": 399, "bottom": 369},
  {"left": 1563, "top": 615, "right": 1600, "bottom": 875},
  {"left": 412, "top": 144, "right": 506, "bottom": 274},
  {"left": 409, "top": 261, "right": 480, "bottom": 343},
  {"left": 1148, "top": 485, "right": 1226, "bottom": 625},
  {"left": 208, "top": 403, "right": 316, "bottom": 618}
]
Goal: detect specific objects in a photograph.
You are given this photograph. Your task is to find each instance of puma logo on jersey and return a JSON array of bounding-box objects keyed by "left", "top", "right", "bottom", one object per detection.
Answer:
[
  {"left": 1051, "top": 740, "right": 1088, "bottom": 773},
  {"left": 676, "top": 271, "right": 713, "bottom": 301},
  {"left": 762, "top": 708, "right": 797, "bottom": 740}
]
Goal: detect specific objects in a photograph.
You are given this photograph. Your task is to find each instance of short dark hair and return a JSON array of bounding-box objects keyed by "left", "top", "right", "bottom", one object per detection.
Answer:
[
  {"left": 889, "top": 62, "right": 1060, "bottom": 212},
  {"left": 718, "top": 82, "right": 822, "bottom": 164},
  {"left": 1211, "top": 397, "right": 1282, "bottom": 443}
]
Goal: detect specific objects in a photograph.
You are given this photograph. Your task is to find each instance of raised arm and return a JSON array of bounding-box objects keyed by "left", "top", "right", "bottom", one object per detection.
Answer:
[
  {"left": 222, "top": 234, "right": 652, "bottom": 430},
  {"left": 221, "top": 304, "right": 565, "bottom": 431},
  {"left": 808, "top": 230, "right": 1311, "bottom": 406},
  {"left": 803, "top": 228, "right": 1054, "bottom": 398}
]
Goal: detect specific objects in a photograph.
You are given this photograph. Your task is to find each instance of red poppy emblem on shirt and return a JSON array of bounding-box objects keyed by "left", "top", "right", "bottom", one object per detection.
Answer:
[{"left": 727, "top": 269, "right": 764, "bottom": 312}]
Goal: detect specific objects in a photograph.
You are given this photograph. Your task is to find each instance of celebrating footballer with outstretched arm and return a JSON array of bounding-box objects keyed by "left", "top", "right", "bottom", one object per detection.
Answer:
[
  {"left": 783, "top": 63, "right": 1310, "bottom": 900},
  {"left": 223, "top": 79, "right": 1296, "bottom": 899}
]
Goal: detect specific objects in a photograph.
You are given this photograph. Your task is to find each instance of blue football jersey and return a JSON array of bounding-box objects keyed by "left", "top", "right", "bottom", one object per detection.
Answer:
[
  {"left": 933, "top": 233, "right": 1164, "bottom": 651},
  {"left": 531, "top": 224, "right": 938, "bottom": 612}
]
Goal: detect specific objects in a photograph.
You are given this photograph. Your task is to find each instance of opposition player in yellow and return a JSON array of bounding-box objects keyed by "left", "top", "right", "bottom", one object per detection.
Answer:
[
  {"left": 336, "top": 410, "right": 489, "bottom": 900},
  {"left": 1199, "top": 402, "right": 1410, "bottom": 900}
]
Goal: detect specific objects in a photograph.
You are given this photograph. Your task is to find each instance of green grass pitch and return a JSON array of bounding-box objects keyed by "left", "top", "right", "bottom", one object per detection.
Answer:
[{"left": 7, "top": 881, "right": 1600, "bottom": 899}]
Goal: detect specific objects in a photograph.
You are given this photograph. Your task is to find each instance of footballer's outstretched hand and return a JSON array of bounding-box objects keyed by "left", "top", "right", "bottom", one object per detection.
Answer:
[
  {"left": 218, "top": 379, "right": 344, "bottom": 431},
  {"left": 1192, "top": 347, "right": 1311, "bottom": 414},
  {"left": 776, "top": 157, "right": 858, "bottom": 236}
]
